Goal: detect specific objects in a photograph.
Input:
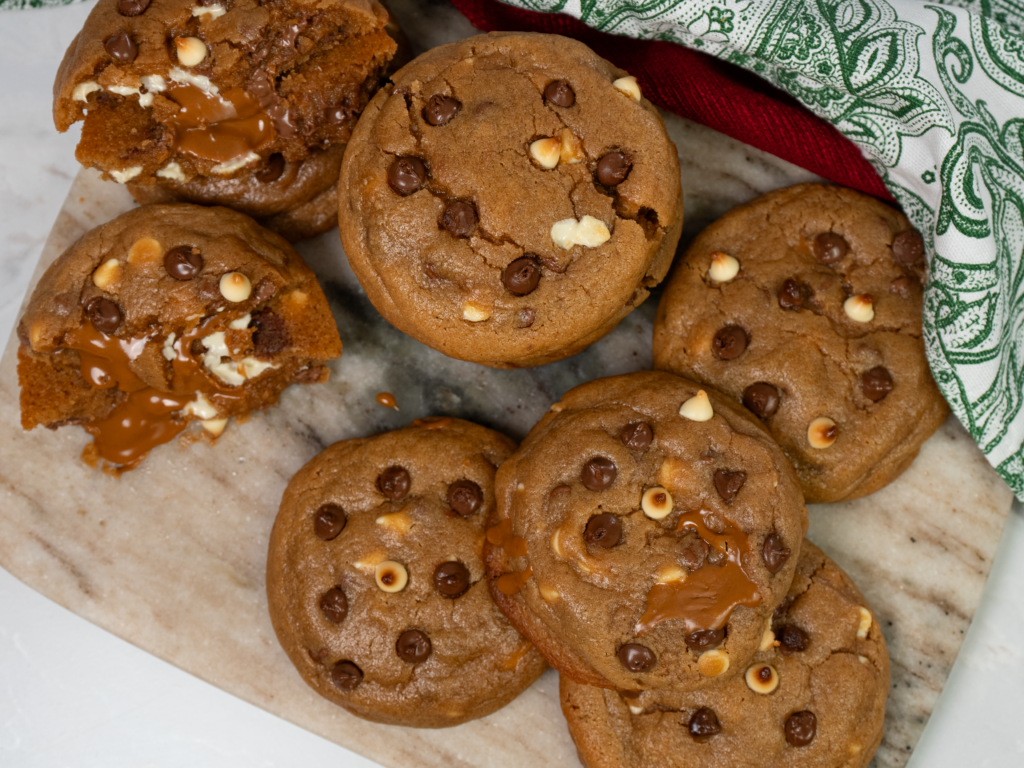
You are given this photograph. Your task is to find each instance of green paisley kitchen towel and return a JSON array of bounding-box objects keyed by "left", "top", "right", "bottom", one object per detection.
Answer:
[{"left": 501, "top": 0, "right": 1024, "bottom": 495}]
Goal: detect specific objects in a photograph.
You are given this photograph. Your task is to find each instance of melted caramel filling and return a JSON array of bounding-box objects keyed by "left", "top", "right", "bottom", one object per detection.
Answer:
[
  {"left": 487, "top": 518, "right": 532, "bottom": 594},
  {"left": 166, "top": 83, "right": 274, "bottom": 165},
  {"left": 64, "top": 322, "right": 246, "bottom": 470},
  {"left": 496, "top": 565, "right": 533, "bottom": 596},
  {"left": 635, "top": 510, "right": 761, "bottom": 635}
]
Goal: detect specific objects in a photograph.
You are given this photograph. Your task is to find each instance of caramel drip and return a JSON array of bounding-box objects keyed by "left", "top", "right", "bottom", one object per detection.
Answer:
[
  {"left": 635, "top": 510, "right": 761, "bottom": 635},
  {"left": 486, "top": 519, "right": 528, "bottom": 558},
  {"left": 375, "top": 392, "right": 397, "bottom": 409},
  {"left": 496, "top": 566, "right": 533, "bottom": 596},
  {"left": 63, "top": 321, "right": 246, "bottom": 470},
  {"left": 500, "top": 641, "right": 534, "bottom": 670},
  {"left": 166, "top": 83, "right": 275, "bottom": 164},
  {"left": 413, "top": 416, "right": 453, "bottom": 430}
]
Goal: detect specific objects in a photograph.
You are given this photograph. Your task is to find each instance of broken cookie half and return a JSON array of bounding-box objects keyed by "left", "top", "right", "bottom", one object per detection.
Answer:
[{"left": 17, "top": 203, "right": 342, "bottom": 472}]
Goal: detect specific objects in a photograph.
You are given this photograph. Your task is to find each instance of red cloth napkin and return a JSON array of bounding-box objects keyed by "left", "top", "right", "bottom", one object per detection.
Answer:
[{"left": 447, "top": 0, "right": 892, "bottom": 202}]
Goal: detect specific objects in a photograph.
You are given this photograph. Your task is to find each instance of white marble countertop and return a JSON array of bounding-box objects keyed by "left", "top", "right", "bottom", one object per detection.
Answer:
[{"left": 0, "top": 4, "right": 1021, "bottom": 766}]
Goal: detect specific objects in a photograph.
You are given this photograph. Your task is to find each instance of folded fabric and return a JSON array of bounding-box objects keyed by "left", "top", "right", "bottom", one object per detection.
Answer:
[{"left": 452, "top": 0, "right": 1024, "bottom": 497}]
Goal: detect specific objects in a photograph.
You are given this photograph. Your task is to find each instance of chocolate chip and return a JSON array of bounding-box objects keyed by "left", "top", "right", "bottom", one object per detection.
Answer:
[
  {"left": 164, "top": 246, "right": 203, "bottom": 281},
  {"left": 581, "top": 457, "right": 616, "bottom": 490},
  {"left": 685, "top": 628, "right": 725, "bottom": 651},
  {"left": 190, "top": 338, "right": 206, "bottom": 356},
  {"left": 423, "top": 94, "right": 461, "bottom": 126},
  {"left": 712, "top": 326, "right": 748, "bottom": 360},
  {"left": 319, "top": 587, "right": 348, "bottom": 624},
  {"left": 503, "top": 257, "right": 541, "bottom": 296},
  {"left": 890, "top": 276, "right": 912, "bottom": 295},
  {"left": 84, "top": 297, "right": 122, "bottom": 334},
  {"left": 742, "top": 383, "right": 779, "bottom": 419},
  {"left": 442, "top": 201, "right": 477, "bottom": 237},
  {"left": 785, "top": 711, "right": 817, "bottom": 746},
  {"left": 330, "top": 660, "right": 363, "bottom": 691},
  {"left": 778, "top": 279, "right": 806, "bottom": 310},
  {"left": 324, "top": 105, "right": 353, "bottom": 124},
  {"left": 255, "top": 154, "right": 285, "bottom": 184},
  {"left": 104, "top": 30, "right": 138, "bottom": 63},
  {"left": 762, "top": 533, "right": 790, "bottom": 574},
  {"left": 117, "top": 0, "right": 150, "bottom": 16},
  {"left": 617, "top": 643, "right": 656, "bottom": 673},
  {"left": 688, "top": 708, "right": 722, "bottom": 739},
  {"left": 713, "top": 470, "right": 746, "bottom": 503},
  {"left": 248, "top": 68, "right": 275, "bottom": 106},
  {"left": 543, "top": 80, "right": 575, "bottom": 107},
  {"left": 396, "top": 629, "right": 432, "bottom": 663},
  {"left": 250, "top": 309, "right": 289, "bottom": 358},
  {"left": 813, "top": 232, "right": 848, "bottom": 264},
  {"left": 378, "top": 466, "right": 411, "bottom": 500},
  {"left": 314, "top": 503, "right": 346, "bottom": 540},
  {"left": 253, "top": 277, "right": 277, "bottom": 303},
  {"left": 433, "top": 561, "right": 470, "bottom": 598},
  {"left": 892, "top": 229, "right": 924, "bottom": 264},
  {"left": 777, "top": 625, "right": 809, "bottom": 655},
  {"left": 620, "top": 422, "right": 652, "bottom": 451},
  {"left": 584, "top": 513, "right": 622, "bottom": 548},
  {"left": 447, "top": 479, "right": 482, "bottom": 517},
  {"left": 515, "top": 308, "right": 535, "bottom": 328},
  {"left": 679, "top": 538, "right": 709, "bottom": 571},
  {"left": 595, "top": 152, "right": 632, "bottom": 186},
  {"left": 862, "top": 366, "right": 894, "bottom": 402},
  {"left": 387, "top": 156, "right": 426, "bottom": 196}
]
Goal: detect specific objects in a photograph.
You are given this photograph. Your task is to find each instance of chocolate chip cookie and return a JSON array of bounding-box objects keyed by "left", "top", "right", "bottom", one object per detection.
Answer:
[
  {"left": 53, "top": 0, "right": 396, "bottom": 221},
  {"left": 17, "top": 203, "right": 341, "bottom": 471},
  {"left": 266, "top": 418, "right": 547, "bottom": 727},
  {"left": 338, "top": 32, "right": 683, "bottom": 368},
  {"left": 653, "top": 184, "right": 949, "bottom": 503},
  {"left": 484, "top": 371, "right": 807, "bottom": 692},
  {"left": 560, "top": 540, "right": 890, "bottom": 768}
]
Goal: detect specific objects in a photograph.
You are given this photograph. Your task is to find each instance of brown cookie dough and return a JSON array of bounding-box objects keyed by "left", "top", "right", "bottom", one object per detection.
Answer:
[
  {"left": 127, "top": 145, "right": 344, "bottom": 242},
  {"left": 561, "top": 540, "right": 890, "bottom": 768},
  {"left": 53, "top": 0, "right": 395, "bottom": 188},
  {"left": 653, "top": 184, "right": 949, "bottom": 503},
  {"left": 484, "top": 371, "right": 807, "bottom": 692},
  {"left": 338, "top": 32, "right": 683, "bottom": 368},
  {"left": 266, "top": 418, "right": 547, "bottom": 727},
  {"left": 17, "top": 203, "right": 341, "bottom": 471}
]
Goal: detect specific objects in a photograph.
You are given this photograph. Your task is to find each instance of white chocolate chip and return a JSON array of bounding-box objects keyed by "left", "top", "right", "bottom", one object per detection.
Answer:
[
  {"left": 539, "top": 584, "right": 560, "bottom": 602},
  {"left": 708, "top": 251, "right": 740, "bottom": 282},
  {"left": 844, "top": 293, "right": 875, "bottom": 322},
  {"left": 559, "top": 128, "right": 585, "bottom": 164},
  {"left": 162, "top": 333, "right": 177, "bottom": 362},
  {"left": 857, "top": 606, "right": 872, "bottom": 638},
  {"left": 628, "top": 704, "right": 644, "bottom": 715},
  {"left": 211, "top": 151, "right": 259, "bottom": 175},
  {"left": 375, "top": 511, "right": 412, "bottom": 536},
  {"left": 192, "top": 3, "right": 226, "bottom": 18},
  {"left": 228, "top": 314, "right": 251, "bottom": 330},
  {"left": 744, "top": 663, "right": 780, "bottom": 694},
  {"left": 550, "top": 403, "right": 564, "bottom": 412},
  {"left": 141, "top": 74, "right": 167, "bottom": 94},
  {"left": 92, "top": 258, "right": 121, "bottom": 291},
  {"left": 219, "top": 272, "right": 252, "bottom": 303},
  {"left": 550, "top": 528, "right": 565, "bottom": 558},
  {"left": 529, "top": 137, "right": 561, "bottom": 169},
  {"left": 108, "top": 85, "right": 143, "bottom": 100},
  {"left": 128, "top": 237, "right": 162, "bottom": 264},
  {"left": 73, "top": 81, "right": 101, "bottom": 102},
  {"left": 375, "top": 560, "right": 408, "bottom": 593},
  {"left": 697, "top": 649, "right": 730, "bottom": 677},
  {"left": 169, "top": 67, "right": 217, "bottom": 94},
  {"left": 182, "top": 393, "right": 218, "bottom": 419},
  {"left": 352, "top": 551, "right": 386, "bottom": 573},
  {"left": 657, "top": 565, "right": 687, "bottom": 583},
  {"left": 808, "top": 417, "right": 838, "bottom": 449},
  {"left": 157, "top": 162, "right": 186, "bottom": 182},
  {"left": 613, "top": 76, "right": 641, "bottom": 101},
  {"left": 516, "top": 483, "right": 525, "bottom": 492},
  {"left": 201, "top": 418, "right": 228, "bottom": 436},
  {"left": 759, "top": 627, "right": 776, "bottom": 652},
  {"left": 679, "top": 390, "right": 713, "bottom": 421},
  {"left": 641, "top": 486, "right": 673, "bottom": 520},
  {"left": 462, "top": 301, "right": 491, "bottom": 322},
  {"left": 550, "top": 215, "right": 611, "bottom": 249},
  {"left": 199, "top": 331, "right": 276, "bottom": 386},
  {"left": 109, "top": 167, "right": 142, "bottom": 184},
  {"left": 175, "top": 36, "right": 208, "bottom": 67}
]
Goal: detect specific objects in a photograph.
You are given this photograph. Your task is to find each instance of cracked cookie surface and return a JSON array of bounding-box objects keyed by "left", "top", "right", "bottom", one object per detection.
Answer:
[
  {"left": 653, "top": 183, "right": 949, "bottom": 503},
  {"left": 484, "top": 371, "right": 807, "bottom": 693},
  {"left": 560, "top": 540, "right": 890, "bottom": 768},
  {"left": 338, "top": 32, "right": 683, "bottom": 368},
  {"left": 266, "top": 418, "right": 546, "bottom": 728}
]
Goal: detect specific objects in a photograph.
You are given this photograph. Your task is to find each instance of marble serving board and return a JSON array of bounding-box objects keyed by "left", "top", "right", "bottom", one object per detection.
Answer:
[{"left": 0, "top": 2, "right": 1014, "bottom": 767}]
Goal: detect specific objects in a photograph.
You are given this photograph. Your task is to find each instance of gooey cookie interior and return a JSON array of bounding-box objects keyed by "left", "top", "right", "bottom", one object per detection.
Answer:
[
  {"left": 16, "top": 203, "right": 341, "bottom": 471},
  {"left": 559, "top": 541, "right": 890, "bottom": 768},
  {"left": 485, "top": 371, "right": 807, "bottom": 692},
  {"left": 338, "top": 32, "right": 683, "bottom": 367},
  {"left": 266, "top": 418, "right": 547, "bottom": 728}
]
